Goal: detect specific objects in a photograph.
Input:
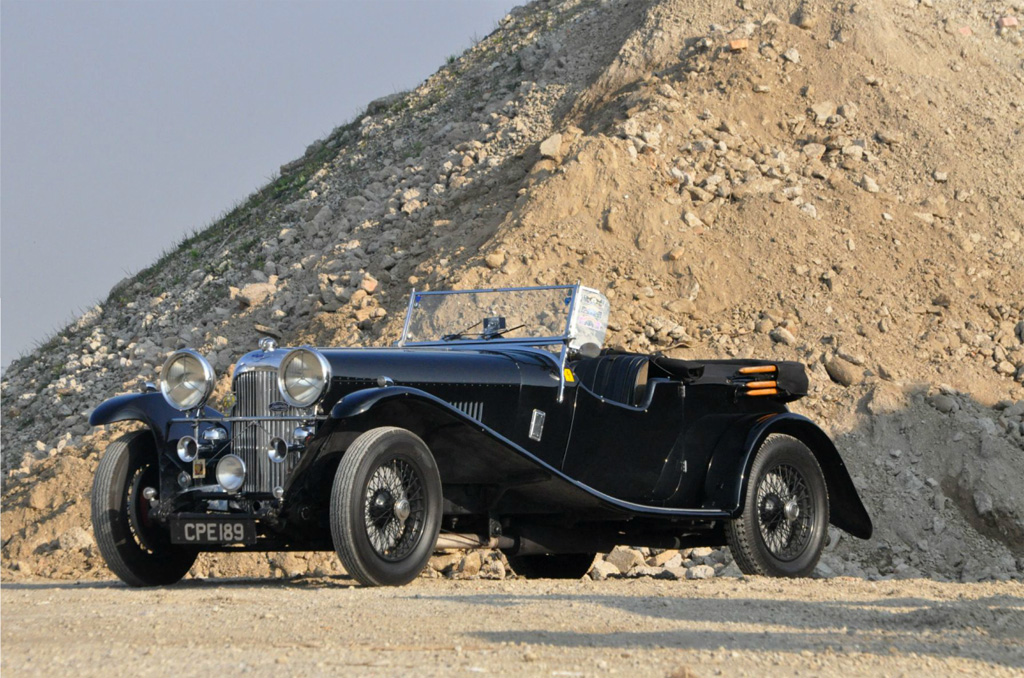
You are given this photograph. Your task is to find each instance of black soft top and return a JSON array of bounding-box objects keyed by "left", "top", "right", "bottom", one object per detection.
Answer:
[{"left": 650, "top": 356, "right": 809, "bottom": 401}]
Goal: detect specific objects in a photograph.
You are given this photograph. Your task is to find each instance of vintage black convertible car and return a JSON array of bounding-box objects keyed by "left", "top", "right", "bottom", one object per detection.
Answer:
[{"left": 90, "top": 284, "right": 871, "bottom": 586}]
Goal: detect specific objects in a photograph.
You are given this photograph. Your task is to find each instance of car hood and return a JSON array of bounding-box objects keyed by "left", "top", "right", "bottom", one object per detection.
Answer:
[
  {"left": 234, "top": 345, "right": 561, "bottom": 389},
  {"left": 320, "top": 347, "right": 524, "bottom": 386}
]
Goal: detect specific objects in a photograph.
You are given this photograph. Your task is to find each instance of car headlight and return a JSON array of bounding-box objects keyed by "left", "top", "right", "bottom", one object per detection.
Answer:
[
  {"left": 160, "top": 349, "right": 215, "bottom": 411},
  {"left": 215, "top": 454, "right": 246, "bottom": 492},
  {"left": 277, "top": 347, "right": 331, "bottom": 408}
]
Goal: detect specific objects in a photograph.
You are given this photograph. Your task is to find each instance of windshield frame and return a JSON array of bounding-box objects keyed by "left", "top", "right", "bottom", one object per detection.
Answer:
[{"left": 397, "top": 284, "right": 580, "bottom": 349}]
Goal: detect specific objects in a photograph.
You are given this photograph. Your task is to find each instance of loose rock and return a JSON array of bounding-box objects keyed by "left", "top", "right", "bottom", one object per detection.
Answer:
[{"left": 825, "top": 357, "right": 863, "bottom": 386}]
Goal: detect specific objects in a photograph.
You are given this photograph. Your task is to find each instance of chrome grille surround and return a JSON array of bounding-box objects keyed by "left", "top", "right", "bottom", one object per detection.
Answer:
[{"left": 232, "top": 368, "right": 303, "bottom": 493}]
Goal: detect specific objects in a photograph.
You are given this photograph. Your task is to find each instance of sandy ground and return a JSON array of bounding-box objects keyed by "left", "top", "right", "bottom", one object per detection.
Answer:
[{"left": 2, "top": 576, "right": 1021, "bottom": 677}]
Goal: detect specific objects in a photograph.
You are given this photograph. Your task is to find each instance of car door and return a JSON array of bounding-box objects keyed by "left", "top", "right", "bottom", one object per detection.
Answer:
[{"left": 560, "top": 379, "right": 686, "bottom": 503}]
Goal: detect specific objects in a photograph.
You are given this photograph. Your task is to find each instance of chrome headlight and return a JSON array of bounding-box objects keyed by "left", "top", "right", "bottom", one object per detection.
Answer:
[
  {"left": 215, "top": 454, "right": 246, "bottom": 492},
  {"left": 160, "top": 349, "right": 215, "bottom": 411},
  {"left": 277, "top": 347, "right": 331, "bottom": 408}
]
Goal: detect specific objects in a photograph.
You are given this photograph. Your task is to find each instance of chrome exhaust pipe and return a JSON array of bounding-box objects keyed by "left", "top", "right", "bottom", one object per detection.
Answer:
[{"left": 434, "top": 533, "right": 514, "bottom": 550}]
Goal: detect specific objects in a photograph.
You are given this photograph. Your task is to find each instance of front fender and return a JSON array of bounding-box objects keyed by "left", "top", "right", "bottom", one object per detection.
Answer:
[
  {"left": 703, "top": 413, "right": 872, "bottom": 539},
  {"left": 328, "top": 386, "right": 431, "bottom": 420},
  {"left": 89, "top": 392, "right": 223, "bottom": 448},
  {"left": 329, "top": 386, "right": 512, "bottom": 485}
]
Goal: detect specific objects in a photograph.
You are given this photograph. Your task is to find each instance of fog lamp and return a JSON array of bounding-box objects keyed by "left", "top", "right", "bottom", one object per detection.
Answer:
[{"left": 216, "top": 454, "right": 246, "bottom": 492}]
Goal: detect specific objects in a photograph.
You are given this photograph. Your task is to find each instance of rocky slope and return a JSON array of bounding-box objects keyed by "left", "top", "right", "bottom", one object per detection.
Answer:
[{"left": 3, "top": 0, "right": 1023, "bottom": 583}]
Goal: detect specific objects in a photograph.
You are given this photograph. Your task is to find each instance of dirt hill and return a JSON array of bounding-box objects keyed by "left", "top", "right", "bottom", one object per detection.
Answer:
[{"left": 2, "top": 0, "right": 1023, "bottom": 583}]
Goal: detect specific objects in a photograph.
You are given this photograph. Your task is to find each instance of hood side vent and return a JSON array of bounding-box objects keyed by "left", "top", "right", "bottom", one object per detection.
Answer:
[{"left": 451, "top": 401, "right": 484, "bottom": 422}]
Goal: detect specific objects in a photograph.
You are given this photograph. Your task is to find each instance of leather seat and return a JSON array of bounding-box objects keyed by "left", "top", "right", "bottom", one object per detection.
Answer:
[{"left": 572, "top": 354, "right": 649, "bottom": 406}]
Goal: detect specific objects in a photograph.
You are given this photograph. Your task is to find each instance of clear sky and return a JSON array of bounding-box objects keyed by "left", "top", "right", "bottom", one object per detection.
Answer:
[{"left": 0, "top": 0, "right": 519, "bottom": 370}]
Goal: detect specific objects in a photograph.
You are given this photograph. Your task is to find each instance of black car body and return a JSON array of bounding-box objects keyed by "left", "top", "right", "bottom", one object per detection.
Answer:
[{"left": 90, "top": 284, "right": 871, "bottom": 586}]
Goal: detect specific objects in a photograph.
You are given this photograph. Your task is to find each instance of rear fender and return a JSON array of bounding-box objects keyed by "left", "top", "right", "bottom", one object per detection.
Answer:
[
  {"left": 703, "top": 413, "right": 872, "bottom": 539},
  {"left": 89, "top": 392, "right": 224, "bottom": 449}
]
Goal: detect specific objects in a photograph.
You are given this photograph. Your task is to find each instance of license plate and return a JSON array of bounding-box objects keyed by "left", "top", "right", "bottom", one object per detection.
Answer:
[{"left": 170, "top": 518, "right": 256, "bottom": 545}]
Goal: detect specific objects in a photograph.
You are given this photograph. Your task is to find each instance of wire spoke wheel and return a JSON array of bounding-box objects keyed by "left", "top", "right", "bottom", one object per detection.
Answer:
[
  {"left": 126, "top": 463, "right": 160, "bottom": 553},
  {"left": 362, "top": 459, "right": 426, "bottom": 561},
  {"left": 725, "top": 434, "right": 829, "bottom": 577},
  {"left": 331, "top": 427, "right": 442, "bottom": 587},
  {"left": 755, "top": 464, "right": 813, "bottom": 561},
  {"left": 91, "top": 431, "right": 197, "bottom": 587}
]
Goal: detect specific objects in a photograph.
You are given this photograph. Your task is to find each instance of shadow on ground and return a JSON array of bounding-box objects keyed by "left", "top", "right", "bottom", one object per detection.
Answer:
[{"left": 444, "top": 591, "right": 1024, "bottom": 668}]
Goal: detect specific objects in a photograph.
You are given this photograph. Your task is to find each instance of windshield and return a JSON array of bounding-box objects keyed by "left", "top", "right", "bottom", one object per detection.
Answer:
[
  {"left": 402, "top": 286, "right": 575, "bottom": 345},
  {"left": 400, "top": 285, "right": 611, "bottom": 354}
]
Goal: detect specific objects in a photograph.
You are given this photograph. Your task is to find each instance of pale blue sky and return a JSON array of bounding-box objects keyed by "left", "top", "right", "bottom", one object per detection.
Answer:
[{"left": 1, "top": 0, "right": 518, "bottom": 369}]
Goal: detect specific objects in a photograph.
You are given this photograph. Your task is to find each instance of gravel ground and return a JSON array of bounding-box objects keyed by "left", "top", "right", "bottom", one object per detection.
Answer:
[{"left": 2, "top": 576, "right": 1021, "bottom": 677}]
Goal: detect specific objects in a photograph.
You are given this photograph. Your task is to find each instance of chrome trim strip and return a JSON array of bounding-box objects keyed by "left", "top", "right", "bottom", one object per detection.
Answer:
[
  {"left": 557, "top": 343, "right": 568, "bottom": 403},
  {"left": 402, "top": 336, "right": 569, "bottom": 348},
  {"left": 411, "top": 284, "right": 576, "bottom": 296},
  {"left": 171, "top": 416, "right": 328, "bottom": 424},
  {"left": 177, "top": 484, "right": 227, "bottom": 495},
  {"left": 233, "top": 349, "right": 286, "bottom": 379}
]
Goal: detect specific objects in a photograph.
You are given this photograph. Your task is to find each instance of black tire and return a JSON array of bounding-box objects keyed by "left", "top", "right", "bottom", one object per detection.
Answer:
[
  {"left": 91, "top": 431, "right": 197, "bottom": 587},
  {"left": 507, "top": 553, "right": 597, "bottom": 580},
  {"left": 330, "top": 427, "right": 442, "bottom": 586},
  {"left": 725, "top": 434, "right": 829, "bottom": 577}
]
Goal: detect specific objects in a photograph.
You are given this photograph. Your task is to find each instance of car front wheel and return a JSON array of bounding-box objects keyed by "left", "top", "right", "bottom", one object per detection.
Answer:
[
  {"left": 725, "top": 434, "right": 829, "bottom": 577},
  {"left": 330, "top": 427, "right": 442, "bottom": 586},
  {"left": 91, "top": 431, "right": 198, "bottom": 586}
]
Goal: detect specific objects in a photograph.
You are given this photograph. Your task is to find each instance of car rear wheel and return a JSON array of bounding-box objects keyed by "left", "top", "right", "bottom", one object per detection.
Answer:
[
  {"left": 725, "top": 434, "right": 828, "bottom": 577},
  {"left": 507, "top": 553, "right": 597, "bottom": 579},
  {"left": 330, "top": 427, "right": 442, "bottom": 586},
  {"left": 91, "top": 431, "right": 198, "bottom": 587}
]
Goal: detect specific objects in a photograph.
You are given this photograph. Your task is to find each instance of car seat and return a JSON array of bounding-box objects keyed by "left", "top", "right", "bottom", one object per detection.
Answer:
[{"left": 572, "top": 354, "right": 649, "bottom": 406}]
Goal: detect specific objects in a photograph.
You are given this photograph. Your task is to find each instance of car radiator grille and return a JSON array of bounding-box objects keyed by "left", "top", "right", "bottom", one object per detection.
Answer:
[{"left": 232, "top": 369, "right": 303, "bottom": 493}]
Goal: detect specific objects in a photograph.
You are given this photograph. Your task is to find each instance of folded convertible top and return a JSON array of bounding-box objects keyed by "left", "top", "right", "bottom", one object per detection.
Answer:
[{"left": 651, "top": 357, "right": 809, "bottom": 402}]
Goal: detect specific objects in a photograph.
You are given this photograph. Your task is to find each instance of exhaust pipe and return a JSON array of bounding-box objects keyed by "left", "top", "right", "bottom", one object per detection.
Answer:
[{"left": 434, "top": 533, "right": 514, "bottom": 550}]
